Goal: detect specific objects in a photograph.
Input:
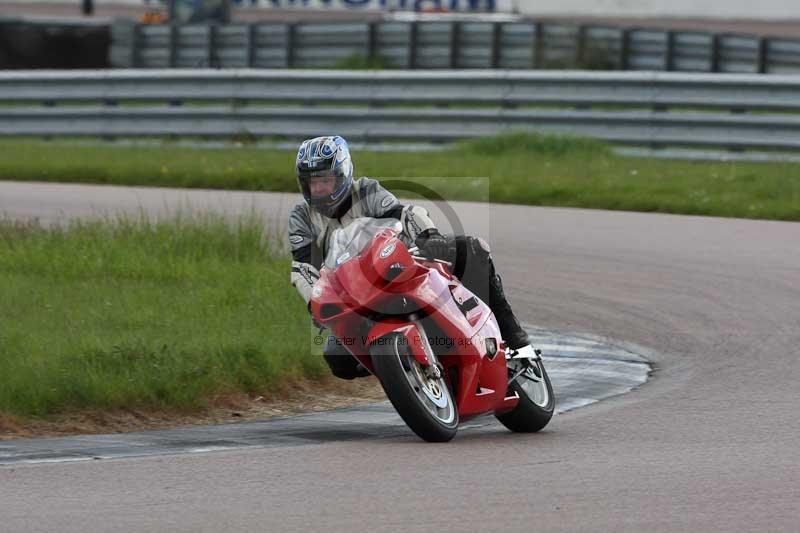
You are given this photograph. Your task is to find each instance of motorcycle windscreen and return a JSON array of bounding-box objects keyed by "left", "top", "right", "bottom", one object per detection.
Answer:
[{"left": 324, "top": 217, "right": 403, "bottom": 270}]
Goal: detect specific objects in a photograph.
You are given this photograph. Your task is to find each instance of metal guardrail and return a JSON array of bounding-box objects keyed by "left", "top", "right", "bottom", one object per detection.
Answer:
[
  {"left": 110, "top": 20, "right": 800, "bottom": 74},
  {"left": 6, "top": 70, "right": 800, "bottom": 110},
  {"left": 3, "top": 70, "right": 800, "bottom": 151}
]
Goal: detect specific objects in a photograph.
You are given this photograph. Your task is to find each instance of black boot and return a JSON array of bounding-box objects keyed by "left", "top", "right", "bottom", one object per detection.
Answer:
[
  {"left": 324, "top": 336, "right": 371, "bottom": 380},
  {"left": 489, "top": 274, "right": 531, "bottom": 350},
  {"left": 496, "top": 309, "right": 531, "bottom": 350}
]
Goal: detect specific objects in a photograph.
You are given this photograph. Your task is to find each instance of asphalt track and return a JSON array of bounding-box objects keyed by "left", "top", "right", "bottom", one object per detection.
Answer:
[{"left": 1, "top": 181, "right": 799, "bottom": 531}]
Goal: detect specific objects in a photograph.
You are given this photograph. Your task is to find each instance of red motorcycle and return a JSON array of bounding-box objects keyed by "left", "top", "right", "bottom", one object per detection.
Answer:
[{"left": 310, "top": 218, "right": 554, "bottom": 442}]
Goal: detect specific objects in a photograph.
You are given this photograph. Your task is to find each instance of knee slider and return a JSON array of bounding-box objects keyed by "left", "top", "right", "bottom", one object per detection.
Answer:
[{"left": 467, "top": 236, "right": 492, "bottom": 263}]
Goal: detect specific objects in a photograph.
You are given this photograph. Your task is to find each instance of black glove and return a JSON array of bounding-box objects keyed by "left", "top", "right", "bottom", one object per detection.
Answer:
[{"left": 415, "top": 229, "right": 452, "bottom": 261}]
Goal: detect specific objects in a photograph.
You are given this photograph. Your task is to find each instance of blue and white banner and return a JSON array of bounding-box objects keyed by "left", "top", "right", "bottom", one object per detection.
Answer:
[
  {"left": 231, "top": 0, "right": 505, "bottom": 11},
  {"left": 12, "top": 0, "right": 798, "bottom": 18}
]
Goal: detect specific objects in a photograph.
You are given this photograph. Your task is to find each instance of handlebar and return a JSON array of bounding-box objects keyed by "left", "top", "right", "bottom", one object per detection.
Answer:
[{"left": 407, "top": 246, "right": 453, "bottom": 268}]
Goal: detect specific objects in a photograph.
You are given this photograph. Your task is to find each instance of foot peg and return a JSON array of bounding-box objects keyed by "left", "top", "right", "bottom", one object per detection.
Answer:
[{"left": 506, "top": 344, "right": 542, "bottom": 361}]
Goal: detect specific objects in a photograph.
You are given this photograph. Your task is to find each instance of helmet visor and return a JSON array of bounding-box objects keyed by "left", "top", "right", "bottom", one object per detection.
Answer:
[{"left": 305, "top": 173, "right": 339, "bottom": 200}]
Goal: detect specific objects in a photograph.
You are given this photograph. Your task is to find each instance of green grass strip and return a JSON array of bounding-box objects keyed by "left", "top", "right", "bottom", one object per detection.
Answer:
[
  {"left": 1, "top": 133, "right": 798, "bottom": 221},
  {"left": 0, "top": 213, "right": 323, "bottom": 418}
]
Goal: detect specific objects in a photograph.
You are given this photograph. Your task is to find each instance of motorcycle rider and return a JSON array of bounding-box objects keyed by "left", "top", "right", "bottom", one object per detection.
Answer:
[{"left": 289, "top": 135, "right": 533, "bottom": 380}]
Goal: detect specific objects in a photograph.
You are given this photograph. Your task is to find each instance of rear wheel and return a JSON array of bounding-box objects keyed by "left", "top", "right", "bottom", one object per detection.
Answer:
[
  {"left": 371, "top": 333, "right": 458, "bottom": 442},
  {"left": 496, "top": 357, "right": 554, "bottom": 433}
]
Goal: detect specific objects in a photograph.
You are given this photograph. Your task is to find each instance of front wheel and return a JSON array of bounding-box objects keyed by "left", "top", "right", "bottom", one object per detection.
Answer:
[
  {"left": 495, "top": 356, "right": 555, "bottom": 433},
  {"left": 371, "top": 333, "right": 458, "bottom": 442}
]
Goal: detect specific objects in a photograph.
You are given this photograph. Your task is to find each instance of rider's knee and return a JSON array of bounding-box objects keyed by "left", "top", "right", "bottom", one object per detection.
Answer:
[
  {"left": 323, "top": 335, "right": 349, "bottom": 358},
  {"left": 466, "top": 236, "right": 492, "bottom": 264},
  {"left": 323, "top": 336, "right": 365, "bottom": 380}
]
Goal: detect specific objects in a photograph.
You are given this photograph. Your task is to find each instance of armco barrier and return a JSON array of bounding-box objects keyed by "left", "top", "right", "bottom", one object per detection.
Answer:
[{"left": 3, "top": 69, "right": 800, "bottom": 150}]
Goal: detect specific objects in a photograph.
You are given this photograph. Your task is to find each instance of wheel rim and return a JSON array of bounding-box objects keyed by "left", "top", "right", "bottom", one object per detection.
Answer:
[
  {"left": 509, "top": 358, "right": 551, "bottom": 408},
  {"left": 395, "top": 337, "right": 456, "bottom": 425}
]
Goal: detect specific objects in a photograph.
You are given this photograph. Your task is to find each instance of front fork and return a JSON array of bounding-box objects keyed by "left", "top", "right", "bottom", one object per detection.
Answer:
[{"left": 506, "top": 345, "right": 543, "bottom": 385}]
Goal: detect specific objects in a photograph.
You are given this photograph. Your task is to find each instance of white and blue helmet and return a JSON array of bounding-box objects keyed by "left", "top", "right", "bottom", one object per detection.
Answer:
[{"left": 296, "top": 135, "right": 354, "bottom": 218}]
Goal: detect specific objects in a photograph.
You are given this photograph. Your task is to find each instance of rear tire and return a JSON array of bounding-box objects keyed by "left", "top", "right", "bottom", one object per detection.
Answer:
[
  {"left": 371, "top": 333, "right": 458, "bottom": 442},
  {"left": 496, "top": 358, "right": 554, "bottom": 433}
]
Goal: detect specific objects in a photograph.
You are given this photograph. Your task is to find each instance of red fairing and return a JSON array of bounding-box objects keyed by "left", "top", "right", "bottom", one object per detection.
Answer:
[
  {"left": 310, "top": 226, "right": 519, "bottom": 422},
  {"left": 364, "top": 321, "right": 430, "bottom": 367}
]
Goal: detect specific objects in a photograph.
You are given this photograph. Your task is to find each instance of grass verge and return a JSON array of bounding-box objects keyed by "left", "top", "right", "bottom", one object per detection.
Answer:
[
  {"left": 0, "top": 213, "right": 324, "bottom": 420},
  {"left": 1, "top": 134, "right": 798, "bottom": 220}
]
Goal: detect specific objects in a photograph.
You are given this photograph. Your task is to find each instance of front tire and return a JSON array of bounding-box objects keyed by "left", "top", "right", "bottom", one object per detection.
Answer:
[
  {"left": 371, "top": 333, "right": 458, "bottom": 442},
  {"left": 496, "top": 357, "right": 555, "bottom": 433}
]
